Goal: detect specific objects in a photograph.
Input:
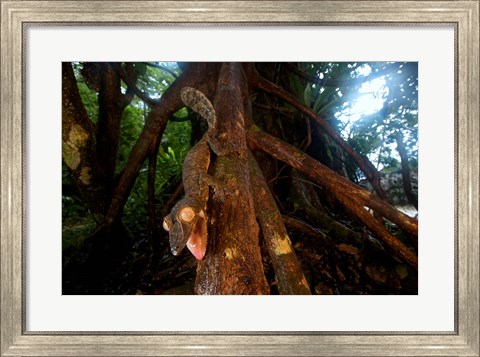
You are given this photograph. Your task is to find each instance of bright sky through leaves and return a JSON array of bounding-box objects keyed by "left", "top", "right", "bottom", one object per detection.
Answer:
[
  {"left": 336, "top": 65, "right": 388, "bottom": 136},
  {"left": 333, "top": 63, "right": 414, "bottom": 171}
]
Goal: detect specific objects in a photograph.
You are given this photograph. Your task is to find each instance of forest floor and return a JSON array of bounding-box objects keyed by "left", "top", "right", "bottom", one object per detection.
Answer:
[{"left": 62, "top": 215, "right": 417, "bottom": 295}]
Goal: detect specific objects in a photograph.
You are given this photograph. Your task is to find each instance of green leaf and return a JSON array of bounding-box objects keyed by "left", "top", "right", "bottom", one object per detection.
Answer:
[
  {"left": 167, "top": 146, "right": 176, "bottom": 160},
  {"left": 303, "top": 83, "right": 312, "bottom": 107},
  {"left": 312, "top": 92, "right": 324, "bottom": 113}
]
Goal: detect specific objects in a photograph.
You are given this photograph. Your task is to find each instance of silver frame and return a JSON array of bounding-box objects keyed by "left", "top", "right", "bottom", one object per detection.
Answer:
[{"left": 1, "top": 1, "right": 479, "bottom": 356}]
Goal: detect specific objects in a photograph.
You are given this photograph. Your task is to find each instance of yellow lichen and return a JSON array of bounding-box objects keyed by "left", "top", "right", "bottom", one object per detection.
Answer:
[
  {"left": 273, "top": 232, "right": 293, "bottom": 256},
  {"left": 249, "top": 124, "right": 261, "bottom": 132},
  {"left": 293, "top": 151, "right": 305, "bottom": 162},
  {"left": 63, "top": 125, "right": 90, "bottom": 171},
  {"left": 79, "top": 166, "right": 92, "bottom": 185},
  {"left": 224, "top": 247, "right": 237, "bottom": 260},
  {"left": 62, "top": 141, "right": 80, "bottom": 170},
  {"left": 68, "top": 124, "right": 89, "bottom": 148}
]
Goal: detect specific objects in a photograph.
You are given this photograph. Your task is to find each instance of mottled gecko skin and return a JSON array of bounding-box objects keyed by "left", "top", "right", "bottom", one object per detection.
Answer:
[
  {"left": 181, "top": 87, "right": 216, "bottom": 129},
  {"left": 163, "top": 88, "right": 216, "bottom": 260},
  {"left": 163, "top": 136, "right": 211, "bottom": 260},
  {"left": 182, "top": 135, "right": 211, "bottom": 200}
]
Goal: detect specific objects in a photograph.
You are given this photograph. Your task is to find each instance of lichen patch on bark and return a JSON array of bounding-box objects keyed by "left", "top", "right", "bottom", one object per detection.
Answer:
[
  {"left": 272, "top": 232, "right": 293, "bottom": 256},
  {"left": 63, "top": 124, "right": 90, "bottom": 171},
  {"left": 224, "top": 247, "right": 237, "bottom": 260},
  {"left": 80, "top": 166, "right": 92, "bottom": 185},
  {"left": 68, "top": 124, "right": 89, "bottom": 148},
  {"left": 62, "top": 142, "right": 81, "bottom": 170}
]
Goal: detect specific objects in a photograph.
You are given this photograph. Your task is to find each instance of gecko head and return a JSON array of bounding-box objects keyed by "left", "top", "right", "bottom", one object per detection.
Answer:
[{"left": 162, "top": 197, "right": 207, "bottom": 260}]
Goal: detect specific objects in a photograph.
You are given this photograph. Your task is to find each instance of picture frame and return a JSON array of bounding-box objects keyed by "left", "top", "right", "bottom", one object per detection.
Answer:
[{"left": 1, "top": 1, "right": 478, "bottom": 356}]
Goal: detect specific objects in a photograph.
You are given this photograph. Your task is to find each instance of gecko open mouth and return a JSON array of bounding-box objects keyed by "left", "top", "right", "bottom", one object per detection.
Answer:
[{"left": 186, "top": 212, "right": 207, "bottom": 260}]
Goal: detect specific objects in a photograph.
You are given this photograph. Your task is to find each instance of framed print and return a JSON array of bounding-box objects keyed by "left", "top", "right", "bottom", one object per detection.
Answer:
[{"left": 1, "top": 1, "right": 479, "bottom": 356}]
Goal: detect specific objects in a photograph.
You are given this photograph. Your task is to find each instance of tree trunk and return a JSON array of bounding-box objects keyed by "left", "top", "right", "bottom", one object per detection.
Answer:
[
  {"left": 395, "top": 132, "right": 418, "bottom": 209},
  {"left": 95, "top": 63, "right": 133, "bottom": 201},
  {"left": 62, "top": 62, "right": 106, "bottom": 215},
  {"left": 248, "top": 151, "right": 311, "bottom": 294},
  {"left": 194, "top": 63, "right": 269, "bottom": 294}
]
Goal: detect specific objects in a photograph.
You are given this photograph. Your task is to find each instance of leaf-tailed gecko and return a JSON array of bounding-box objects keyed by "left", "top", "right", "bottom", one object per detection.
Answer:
[{"left": 162, "top": 87, "right": 216, "bottom": 260}]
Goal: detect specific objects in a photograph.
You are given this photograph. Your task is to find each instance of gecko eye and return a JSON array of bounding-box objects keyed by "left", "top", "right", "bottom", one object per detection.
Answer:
[
  {"left": 179, "top": 207, "right": 195, "bottom": 222},
  {"left": 162, "top": 219, "right": 171, "bottom": 232}
]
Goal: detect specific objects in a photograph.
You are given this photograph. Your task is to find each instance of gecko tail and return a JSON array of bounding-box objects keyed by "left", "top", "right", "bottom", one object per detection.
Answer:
[{"left": 181, "top": 87, "right": 216, "bottom": 129}]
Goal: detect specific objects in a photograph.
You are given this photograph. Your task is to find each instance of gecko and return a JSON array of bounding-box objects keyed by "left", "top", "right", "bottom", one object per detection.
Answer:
[{"left": 162, "top": 87, "right": 216, "bottom": 260}]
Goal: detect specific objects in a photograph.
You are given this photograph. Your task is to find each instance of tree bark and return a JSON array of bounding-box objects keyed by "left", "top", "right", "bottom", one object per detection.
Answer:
[
  {"left": 147, "top": 145, "right": 159, "bottom": 250},
  {"left": 248, "top": 67, "right": 389, "bottom": 201},
  {"left": 104, "top": 63, "right": 221, "bottom": 226},
  {"left": 194, "top": 63, "right": 269, "bottom": 294},
  {"left": 248, "top": 151, "right": 311, "bottom": 294},
  {"left": 247, "top": 126, "right": 418, "bottom": 270},
  {"left": 62, "top": 62, "right": 106, "bottom": 215},
  {"left": 96, "top": 63, "right": 134, "bottom": 202},
  {"left": 289, "top": 169, "right": 364, "bottom": 245},
  {"left": 395, "top": 132, "right": 418, "bottom": 209}
]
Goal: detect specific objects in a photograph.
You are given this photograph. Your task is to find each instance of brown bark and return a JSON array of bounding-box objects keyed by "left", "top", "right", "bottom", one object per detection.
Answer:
[
  {"left": 247, "top": 126, "right": 418, "bottom": 270},
  {"left": 147, "top": 146, "right": 159, "bottom": 248},
  {"left": 96, "top": 63, "right": 133, "bottom": 202},
  {"left": 395, "top": 132, "right": 418, "bottom": 209},
  {"left": 290, "top": 168, "right": 329, "bottom": 216},
  {"left": 62, "top": 62, "right": 106, "bottom": 215},
  {"left": 248, "top": 151, "right": 311, "bottom": 295},
  {"left": 104, "top": 63, "right": 221, "bottom": 226},
  {"left": 282, "top": 215, "right": 330, "bottom": 242},
  {"left": 290, "top": 170, "right": 364, "bottom": 245},
  {"left": 194, "top": 63, "right": 269, "bottom": 294},
  {"left": 248, "top": 67, "right": 388, "bottom": 201}
]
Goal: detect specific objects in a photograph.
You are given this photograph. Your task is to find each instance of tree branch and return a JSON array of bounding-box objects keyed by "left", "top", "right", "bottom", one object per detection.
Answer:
[
  {"left": 116, "top": 64, "right": 160, "bottom": 107},
  {"left": 395, "top": 132, "right": 418, "bottom": 209},
  {"left": 248, "top": 150, "right": 311, "bottom": 294},
  {"left": 282, "top": 215, "right": 328, "bottom": 241},
  {"left": 286, "top": 62, "right": 397, "bottom": 88},
  {"left": 96, "top": 63, "right": 131, "bottom": 203},
  {"left": 147, "top": 138, "right": 160, "bottom": 249},
  {"left": 141, "top": 62, "right": 179, "bottom": 78},
  {"left": 247, "top": 126, "right": 418, "bottom": 270},
  {"left": 248, "top": 68, "right": 389, "bottom": 201},
  {"left": 104, "top": 63, "right": 221, "bottom": 227}
]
